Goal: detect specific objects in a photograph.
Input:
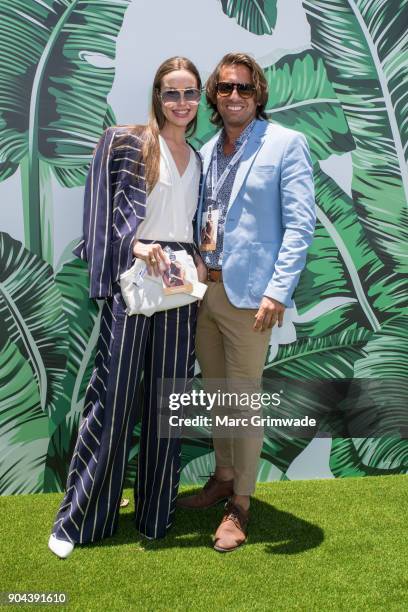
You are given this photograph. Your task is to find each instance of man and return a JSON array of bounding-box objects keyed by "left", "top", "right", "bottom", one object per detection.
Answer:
[{"left": 178, "top": 53, "right": 315, "bottom": 551}]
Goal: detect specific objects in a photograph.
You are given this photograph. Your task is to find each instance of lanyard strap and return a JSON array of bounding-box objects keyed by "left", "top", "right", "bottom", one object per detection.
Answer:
[{"left": 210, "top": 133, "right": 250, "bottom": 203}]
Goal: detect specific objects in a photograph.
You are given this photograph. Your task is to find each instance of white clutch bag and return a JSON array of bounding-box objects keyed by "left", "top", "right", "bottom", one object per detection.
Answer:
[{"left": 119, "top": 249, "right": 207, "bottom": 317}]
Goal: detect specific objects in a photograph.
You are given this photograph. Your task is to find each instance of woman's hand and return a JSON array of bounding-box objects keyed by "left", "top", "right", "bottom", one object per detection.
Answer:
[
  {"left": 194, "top": 253, "right": 208, "bottom": 283},
  {"left": 132, "top": 241, "right": 170, "bottom": 277}
]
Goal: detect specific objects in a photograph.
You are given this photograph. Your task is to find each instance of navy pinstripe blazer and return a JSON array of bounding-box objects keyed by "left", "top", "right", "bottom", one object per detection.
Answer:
[{"left": 73, "top": 126, "right": 202, "bottom": 299}]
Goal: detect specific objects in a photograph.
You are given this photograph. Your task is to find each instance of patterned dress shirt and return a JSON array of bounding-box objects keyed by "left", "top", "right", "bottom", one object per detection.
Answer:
[{"left": 200, "top": 119, "right": 256, "bottom": 269}]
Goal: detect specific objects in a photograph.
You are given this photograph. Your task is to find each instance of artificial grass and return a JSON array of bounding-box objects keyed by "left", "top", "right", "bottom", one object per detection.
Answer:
[{"left": 1, "top": 475, "right": 407, "bottom": 611}]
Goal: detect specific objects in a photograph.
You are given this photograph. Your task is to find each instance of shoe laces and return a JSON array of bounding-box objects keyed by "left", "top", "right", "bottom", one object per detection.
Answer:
[{"left": 222, "top": 501, "right": 247, "bottom": 531}]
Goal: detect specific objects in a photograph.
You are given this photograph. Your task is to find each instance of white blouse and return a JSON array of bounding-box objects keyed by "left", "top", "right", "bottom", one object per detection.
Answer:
[{"left": 135, "top": 135, "right": 201, "bottom": 242}]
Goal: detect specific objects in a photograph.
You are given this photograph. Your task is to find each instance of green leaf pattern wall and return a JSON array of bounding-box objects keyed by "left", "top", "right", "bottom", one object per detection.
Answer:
[{"left": 0, "top": 0, "right": 407, "bottom": 494}]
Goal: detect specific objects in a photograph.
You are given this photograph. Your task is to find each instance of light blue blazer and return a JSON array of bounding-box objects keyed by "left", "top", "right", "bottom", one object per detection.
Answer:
[{"left": 196, "top": 119, "right": 316, "bottom": 308}]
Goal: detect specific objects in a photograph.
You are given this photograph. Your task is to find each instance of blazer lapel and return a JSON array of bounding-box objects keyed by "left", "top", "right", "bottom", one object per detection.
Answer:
[{"left": 227, "top": 120, "right": 267, "bottom": 211}]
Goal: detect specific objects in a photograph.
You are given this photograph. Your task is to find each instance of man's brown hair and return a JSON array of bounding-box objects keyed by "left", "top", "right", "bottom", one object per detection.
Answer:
[{"left": 205, "top": 53, "right": 269, "bottom": 127}]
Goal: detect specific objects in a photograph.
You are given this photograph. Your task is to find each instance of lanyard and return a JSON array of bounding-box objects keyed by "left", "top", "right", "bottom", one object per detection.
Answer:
[{"left": 210, "top": 132, "right": 251, "bottom": 203}]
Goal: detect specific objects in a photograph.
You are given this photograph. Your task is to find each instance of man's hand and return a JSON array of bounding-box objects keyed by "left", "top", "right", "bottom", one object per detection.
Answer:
[
  {"left": 132, "top": 241, "right": 170, "bottom": 276},
  {"left": 253, "top": 297, "right": 285, "bottom": 332}
]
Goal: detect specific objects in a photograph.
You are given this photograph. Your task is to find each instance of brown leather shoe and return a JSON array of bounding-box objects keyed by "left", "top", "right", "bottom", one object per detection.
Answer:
[
  {"left": 177, "top": 475, "right": 234, "bottom": 509},
  {"left": 213, "top": 500, "right": 249, "bottom": 552}
]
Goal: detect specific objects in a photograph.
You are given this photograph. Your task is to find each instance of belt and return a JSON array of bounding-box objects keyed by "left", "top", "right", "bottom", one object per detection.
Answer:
[{"left": 207, "top": 268, "right": 223, "bottom": 282}]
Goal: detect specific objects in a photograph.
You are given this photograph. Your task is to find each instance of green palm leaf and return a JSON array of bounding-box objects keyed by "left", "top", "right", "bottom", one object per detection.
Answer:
[
  {"left": 260, "top": 329, "right": 371, "bottom": 472},
  {"left": 51, "top": 258, "right": 100, "bottom": 430},
  {"left": 293, "top": 210, "right": 362, "bottom": 340},
  {"left": 261, "top": 435, "right": 311, "bottom": 476},
  {"left": 347, "top": 437, "right": 408, "bottom": 472},
  {"left": 180, "top": 450, "right": 215, "bottom": 485},
  {"left": 0, "top": 161, "right": 18, "bottom": 182},
  {"left": 0, "top": 338, "right": 49, "bottom": 494},
  {"left": 330, "top": 438, "right": 407, "bottom": 477},
  {"left": 220, "top": 0, "right": 277, "bottom": 35},
  {"left": 44, "top": 258, "right": 100, "bottom": 490},
  {"left": 265, "top": 328, "right": 371, "bottom": 379},
  {"left": 0, "top": 0, "right": 130, "bottom": 257},
  {"left": 346, "top": 315, "right": 408, "bottom": 470},
  {"left": 257, "top": 458, "right": 285, "bottom": 481},
  {"left": 303, "top": 0, "right": 408, "bottom": 274},
  {"left": 123, "top": 423, "right": 141, "bottom": 488},
  {"left": 191, "top": 50, "right": 355, "bottom": 162},
  {"left": 43, "top": 405, "right": 82, "bottom": 492},
  {"left": 294, "top": 167, "right": 408, "bottom": 338},
  {"left": 354, "top": 315, "right": 408, "bottom": 379},
  {"left": 181, "top": 438, "right": 214, "bottom": 471},
  {"left": 0, "top": 232, "right": 68, "bottom": 416},
  {"left": 329, "top": 316, "right": 408, "bottom": 476},
  {"left": 52, "top": 105, "right": 117, "bottom": 188},
  {"left": 188, "top": 99, "right": 218, "bottom": 151},
  {"left": 180, "top": 439, "right": 292, "bottom": 483},
  {"left": 265, "top": 50, "right": 355, "bottom": 161}
]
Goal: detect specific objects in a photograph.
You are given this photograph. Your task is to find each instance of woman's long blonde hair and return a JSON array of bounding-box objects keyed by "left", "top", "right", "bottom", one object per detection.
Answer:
[{"left": 131, "top": 57, "right": 201, "bottom": 193}]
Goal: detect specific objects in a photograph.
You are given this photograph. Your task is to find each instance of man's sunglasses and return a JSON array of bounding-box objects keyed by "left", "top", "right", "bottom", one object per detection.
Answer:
[
  {"left": 159, "top": 88, "right": 201, "bottom": 106},
  {"left": 216, "top": 82, "right": 256, "bottom": 98}
]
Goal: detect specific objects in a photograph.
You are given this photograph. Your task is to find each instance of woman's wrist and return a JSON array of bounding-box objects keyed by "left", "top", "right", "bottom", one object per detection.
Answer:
[{"left": 132, "top": 239, "right": 142, "bottom": 258}]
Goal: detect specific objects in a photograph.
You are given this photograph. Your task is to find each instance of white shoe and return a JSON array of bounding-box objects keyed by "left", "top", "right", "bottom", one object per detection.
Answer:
[
  {"left": 139, "top": 532, "right": 155, "bottom": 541},
  {"left": 48, "top": 534, "right": 74, "bottom": 559}
]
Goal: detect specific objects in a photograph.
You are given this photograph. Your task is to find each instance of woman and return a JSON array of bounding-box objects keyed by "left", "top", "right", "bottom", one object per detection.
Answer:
[{"left": 49, "top": 57, "right": 206, "bottom": 558}]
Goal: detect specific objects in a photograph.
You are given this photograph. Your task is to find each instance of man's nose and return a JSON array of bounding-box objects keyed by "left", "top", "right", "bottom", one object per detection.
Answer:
[{"left": 229, "top": 86, "right": 241, "bottom": 101}]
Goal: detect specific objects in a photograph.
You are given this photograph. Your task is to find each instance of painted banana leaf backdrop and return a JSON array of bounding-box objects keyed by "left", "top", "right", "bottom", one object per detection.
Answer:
[{"left": 0, "top": 0, "right": 407, "bottom": 495}]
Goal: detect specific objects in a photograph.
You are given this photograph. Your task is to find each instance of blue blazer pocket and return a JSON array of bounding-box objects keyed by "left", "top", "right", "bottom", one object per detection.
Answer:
[
  {"left": 247, "top": 165, "right": 278, "bottom": 193},
  {"left": 253, "top": 164, "right": 277, "bottom": 173}
]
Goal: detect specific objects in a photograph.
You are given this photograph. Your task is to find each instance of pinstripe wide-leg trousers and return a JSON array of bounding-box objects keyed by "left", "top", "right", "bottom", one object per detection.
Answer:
[{"left": 52, "top": 287, "right": 197, "bottom": 543}]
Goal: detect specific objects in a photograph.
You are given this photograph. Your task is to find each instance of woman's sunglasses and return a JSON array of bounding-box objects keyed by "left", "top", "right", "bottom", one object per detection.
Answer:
[
  {"left": 159, "top": 88, "right": 201, "bottom": 106},
  {"left": 216, "top": 82, "right": 256, "bottom": 99}
]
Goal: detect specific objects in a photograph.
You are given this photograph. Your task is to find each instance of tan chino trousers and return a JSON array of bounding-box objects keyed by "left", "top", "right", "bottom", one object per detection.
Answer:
[{"left": 196, "top": 282, "right": 271, "bottom": 495}]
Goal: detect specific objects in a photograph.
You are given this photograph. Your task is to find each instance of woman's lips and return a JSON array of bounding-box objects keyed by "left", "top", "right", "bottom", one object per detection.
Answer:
[{"left": 172, "top": 109, "right": 190, "bottom": 118}]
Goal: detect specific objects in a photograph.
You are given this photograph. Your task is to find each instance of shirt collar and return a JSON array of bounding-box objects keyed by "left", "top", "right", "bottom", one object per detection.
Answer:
[{"left": 218, "top": 118, "right": 257, "bottom": 153}]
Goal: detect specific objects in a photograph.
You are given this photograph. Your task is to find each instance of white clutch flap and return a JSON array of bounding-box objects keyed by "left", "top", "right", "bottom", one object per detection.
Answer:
[{"left": 120, "top": 250, "right": 207, "bottom": 317}]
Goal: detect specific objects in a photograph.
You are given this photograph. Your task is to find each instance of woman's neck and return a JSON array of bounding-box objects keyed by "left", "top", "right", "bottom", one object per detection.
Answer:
[{"left": 160, "top": 123, "right": 187, "bottom": 145}]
